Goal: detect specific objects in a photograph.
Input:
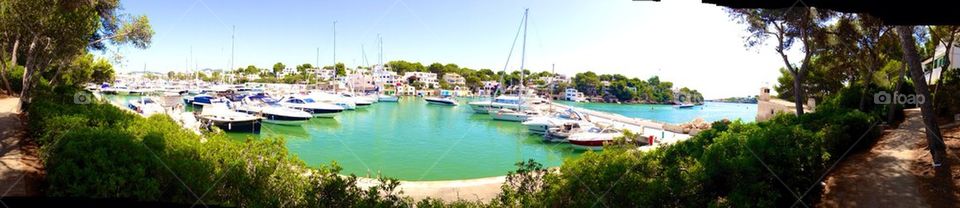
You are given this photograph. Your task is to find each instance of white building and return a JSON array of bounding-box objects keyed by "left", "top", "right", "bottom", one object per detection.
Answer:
[
  {"left": 371, "top": 65, "right": 400, "bottom": 87},
  {"left": 565, "top": 88, "right": 587, "bottom": 102},
  {"left": 306, "top": 68, "right": 336, "bottom": 81},
  {"left": 538, "top": 74, "right": 570, "bottom": 86},
  {"left": 922, "top": 42, "right": 960, "bottom": 85},
  {"left": 277, "top": 67, "right": 297, "bottom": 77},
  {"left": 442, "top": 73, "right": 466, "bottom": 86},
  {"left": 477, "top": 81, "right": 500, "bottom": 96},
  {"left": 396, "top": 84, "right": 417, "bottom": 96},
  {"left": 402, "top": 72, "right": 439, "bottom": 89}
]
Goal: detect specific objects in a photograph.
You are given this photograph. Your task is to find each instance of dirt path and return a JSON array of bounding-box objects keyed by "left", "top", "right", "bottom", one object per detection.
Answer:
[
  {"left": 0, "top": 97, "right": 42, "bottom": 197},
  {"left": 357, "top": 176, "right": 504, "bottom": 202},
  {"left": 818, "top": 109, "right": 929, "bottom": 207}
]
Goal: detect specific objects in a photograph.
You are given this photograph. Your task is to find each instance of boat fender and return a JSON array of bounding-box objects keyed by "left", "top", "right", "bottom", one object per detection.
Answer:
[{"left": 228, "top": 122, "right": 232, "bottom": 130}]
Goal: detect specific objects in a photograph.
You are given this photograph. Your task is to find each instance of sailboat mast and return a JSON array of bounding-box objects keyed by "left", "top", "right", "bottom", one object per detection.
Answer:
[
  {"left": 379, "top": 34, "right": 383, "bottom": 66},
  {"left": 362, "top": 44, "right": 368, "bottom": 66},
  {"left": 518, "top": 8, "right": 529, "bottom": 108},
  {"left": 333, "top": 21, "right": 338, "bottom": 93},
  {"left": 230, "top": 26, "right": 235, "bottom": 72}
]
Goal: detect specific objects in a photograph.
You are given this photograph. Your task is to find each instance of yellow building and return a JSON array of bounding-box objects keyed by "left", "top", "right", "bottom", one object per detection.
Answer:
[{"left": 756, "top": 87, "right": 815, "bottom": 122}]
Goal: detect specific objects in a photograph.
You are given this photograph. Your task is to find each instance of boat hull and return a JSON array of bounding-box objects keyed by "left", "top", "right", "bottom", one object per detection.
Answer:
[
  {"left": 236, "top": 110, "right": 311, "bottom": 126},
  {"left": 426, "top": 100, "right": 457, "bottom": 105},
  {"left": 202, "top": 118, "right": 262, "bottom": 134},
  {"left": 378, "top": 96, "right": 399, "bottom": 102},
  {"left": 263, "top": 119, "right": 308, "bottom": 125},
  {"left": 468, "top": 103, "right": 519, "bottom": 113},
  {"left": 525, "top": 123, "right": 549, "bottom": 134},
  {"left": 490, "top": 112, "right": 529, "bottom": 122},
  {"left": 568, "top": 140, "right": 607, "bottom": 150},
  {"left": 425, "top": 97, "right": 457, "bottom": 106},
  {"left": 297, "top": 108, "right": 343, "bottom": 118}
]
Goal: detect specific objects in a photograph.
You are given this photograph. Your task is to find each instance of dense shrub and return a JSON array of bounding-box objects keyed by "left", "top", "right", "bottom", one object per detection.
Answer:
[
  {"left": 490, "top": 94, "right": 880, "bottom": 207},
  {"left": 935, "top": 68, "right": 960, "bottom": 118},
  {"left": 28, "top": 89, "right": 415, "bottom": 207},
  {"left": 2, "top": 63, "right": 24, "bottom": 93},
  {"left": 28, "top": 85, "right": 883, "bottom": 207}
]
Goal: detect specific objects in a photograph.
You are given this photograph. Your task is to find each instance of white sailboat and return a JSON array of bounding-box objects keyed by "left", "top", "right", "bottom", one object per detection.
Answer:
[{"left": 487, "top": 9, "right": 539, "bottom": 122}]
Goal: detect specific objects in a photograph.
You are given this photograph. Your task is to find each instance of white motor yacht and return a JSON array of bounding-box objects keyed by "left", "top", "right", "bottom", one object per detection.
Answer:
[
  {"left": 198, "top": 103, "right": 263, "bottom": 134},
  {"left": 425, "top": 96, "right": 458, "bottom": 106},
  {"left": 307, "top": 91, "right": 357, "bottom": 110},
  {"left": 468, "top": 95, "right": 523, "bottom": 113},
  {"left": 278, "top": 95, "right": 345, "bottom": 118},
  {"left": 378, "top": 94, "right": 399, "bottom": 102},
  {"left": 522, "top": 109, "right": 589, "bottom": 135},
  {"left": 340, "top": 93, "right": 374, "bottom": 107},
  {"left": 127, "top": 97, "right": 165, "bottom": 117},
  {"left": 567, "top": 127, "right": 624, "bottom": 150},
  {"left": 542, "top": 121, "right": 597, "bottom": 143},
  {"left": 234, "top": 97, "right": 312, "bottom": 126},
  {"left": 489, "top": 108, "right": 539, "bottom": 122}
]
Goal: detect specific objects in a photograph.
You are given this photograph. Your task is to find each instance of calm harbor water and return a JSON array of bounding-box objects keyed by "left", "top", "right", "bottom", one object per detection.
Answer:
[
  {"left": 105, "top": 95, "right": 756, "bottom": 180},
  {"left": 234, "top": 98, "right": 578, "bottom": 181}
]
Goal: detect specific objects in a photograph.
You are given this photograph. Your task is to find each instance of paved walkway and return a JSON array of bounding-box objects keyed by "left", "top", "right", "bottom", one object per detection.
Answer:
[
  {"left": 0, "top": 97, "right": 42, "bottom": 197},
  {"left": 819, "top": 109, "right": 929, "bottom": 207}
]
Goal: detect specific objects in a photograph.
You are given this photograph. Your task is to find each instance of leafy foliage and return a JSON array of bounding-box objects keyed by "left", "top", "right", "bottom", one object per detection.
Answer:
[
  {"left": 28, "top": 87, "right": 418, "bottom": 207},
  {"left": 489, "top": 95, "right": 877, "bottom": 207}
]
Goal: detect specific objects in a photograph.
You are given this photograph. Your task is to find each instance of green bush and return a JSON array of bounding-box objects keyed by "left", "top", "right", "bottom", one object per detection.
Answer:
[
  {"left": 935, "top": 68, "right": 960, "bottom": 118},
  {"left": 28, "top": 89, "right": 416, "bottom": 207},
  {"left": 490, "top": 93, "right": 880, "bottom": 207},
  {"left": 3, "top": 63, "right": 24, "bottom": 93}
]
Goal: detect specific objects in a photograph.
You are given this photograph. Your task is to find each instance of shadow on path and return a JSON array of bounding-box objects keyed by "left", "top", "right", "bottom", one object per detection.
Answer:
[
  {"left": 818, "top": 109, "right": 929, "bottom": 207},
  {"left": 0, "top": 97, "right": 42, "bottom": 197}
]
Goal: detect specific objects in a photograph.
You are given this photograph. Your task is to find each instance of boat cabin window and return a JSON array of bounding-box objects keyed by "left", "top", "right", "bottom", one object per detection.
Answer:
[
  {"left": 303, "top": 98, "right": 316, "bottom": 103},
  {"left": 142, "top": 99, "right": 155, "bottom": 104},
  {"left": 601, "top": 129, "right": 620, "bottom": 134},
  {"left": 288, "top": 99, "right": 304, "bottom": 104}
]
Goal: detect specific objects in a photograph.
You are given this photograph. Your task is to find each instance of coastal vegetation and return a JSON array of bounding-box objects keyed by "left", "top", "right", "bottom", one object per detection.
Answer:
[
  {"left": 0, "top": 0, "right": 153, "bottom": 108},
  {"left": 158, "top": 58, "right": 705, "bottom": 104},
  {"left": 29, "top": 85, "right": 413, "bottom": 207},
  {"left": 415, "top": 90, "right": 875, "bottom": 207},
  {"left": 3, "top": 0, "right": 958, "bottom": 207}
]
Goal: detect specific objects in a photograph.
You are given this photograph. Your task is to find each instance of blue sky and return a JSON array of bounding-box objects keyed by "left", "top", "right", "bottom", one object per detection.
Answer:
[{"left": 105, "top": 0, "right": 794, "bottom": 99}]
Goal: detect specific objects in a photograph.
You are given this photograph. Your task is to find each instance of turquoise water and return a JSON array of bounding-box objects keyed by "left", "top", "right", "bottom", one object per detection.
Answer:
[
  {"left": 230, "top": 98, "right": 579, "bottom": 181},
  {"left": 556, "top": 101, "right": 757, "bottom": 124},
  {"left": 104, "top": 95, "right": 756, "bottom": 180}
]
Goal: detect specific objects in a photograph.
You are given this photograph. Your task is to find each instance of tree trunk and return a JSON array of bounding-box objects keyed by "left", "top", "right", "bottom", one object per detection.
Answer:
[
  {"left": 897, "top": 26, "right": 946, "bottom": 166},
  {"left": 791, "top": 70, "right": 806, "bottom": 115},
  {"left": 859, "top": 58, "right": 879, "bottom": 111},
  {"left": 0, "top": 38, "right": 20, "bottom": 95},
  {"left": 0, "top": 39, "right": 17, "bottom": 95},
  {"left": 888, "top": 65, "right": 906, "bottom": 123},
  {"left": 18, "top": 36, "right": 38, "bottom": 110}
]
